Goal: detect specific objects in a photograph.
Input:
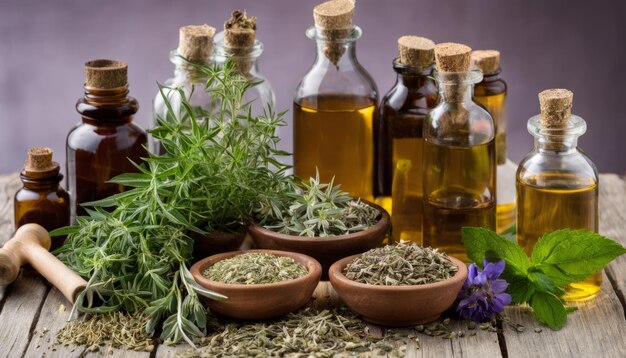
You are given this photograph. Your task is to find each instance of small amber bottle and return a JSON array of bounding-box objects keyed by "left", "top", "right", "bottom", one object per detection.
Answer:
[
  {"left": 14, "top": 148, "right": 70, "bottom": 250},
  {"left": 67, "top": 60, "right": 147, "bottom": 220},
  {"left": 517, "top": 89, "right": 600, "bottom": 301},
  {"left": 375, "top": 36, "right": 438, "bottom": 244}
]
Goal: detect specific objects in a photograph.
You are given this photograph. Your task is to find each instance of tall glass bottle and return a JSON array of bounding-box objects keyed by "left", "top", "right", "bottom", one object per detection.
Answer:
[
  {"left": 14, "top": 148, "right": 70, "bottom": 250},
  {"left": 150, "top": 24, "right": 216, "bottom": 155},
  {"left": 423, "top": 43, "right": 496, "bottom": 263},
  {"left": 294, "top": 0, "right": 378, "bottom": 200},
  {"left": 472, "top": 50, "right": 517, "bottom": 233},
  {"left": 67, "top": 60, "right": 147, "bottom": 220},
  {"left": 517, "top": 89, "right": 600, "bottom": 301},
  {"left": 376, "top": 36, "right": 438, "bottom": 244}
]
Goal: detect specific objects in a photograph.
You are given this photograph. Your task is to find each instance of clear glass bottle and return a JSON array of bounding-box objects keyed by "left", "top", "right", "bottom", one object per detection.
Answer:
[
  {"left": 14, "top": 148, "right": 70, "bottom": 250},
  {"left": 67, "top": 60, "right": 147, "bottom": 221},
  {"left": 293, "top": 25, "right": 378, "bottom": 200},
  {"left": 376, "top": 59, "right": 438, "bottom": 244},
  {"left": 423, "top": 63, "right": 496, "bottom": 263},
  {"left": 517, "top": 89, "right": 600, "bottom": 301},
  {"left": 472, "top": 50, "right": 516, "bottom": 233}
]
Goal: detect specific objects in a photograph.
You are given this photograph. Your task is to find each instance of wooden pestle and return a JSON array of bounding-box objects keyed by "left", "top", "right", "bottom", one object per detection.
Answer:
[{"left": 0, "top": 224, "right": 86, "bottom": 303}]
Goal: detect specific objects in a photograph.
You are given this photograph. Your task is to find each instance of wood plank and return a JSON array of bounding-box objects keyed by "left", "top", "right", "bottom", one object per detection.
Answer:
[
  {"left": 0, "top": 173, "right": 19, "bottom": 246},
  {"left": 599, "top": 174, "right": 626, "bottom": 305}
]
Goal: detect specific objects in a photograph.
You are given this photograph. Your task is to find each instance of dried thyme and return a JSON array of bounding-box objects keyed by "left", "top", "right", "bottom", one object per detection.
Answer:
[
  {"left": 202, "top": 253, "right": 308, "bottom": 284},
  {"left": 343, "top": 242, "right": 458, "bottom": 285}
]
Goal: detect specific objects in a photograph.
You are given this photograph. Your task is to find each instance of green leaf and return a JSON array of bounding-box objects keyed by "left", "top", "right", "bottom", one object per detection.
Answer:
[
  {"left": 529, "top": 271, "right": 565, "bottom": 296},
  {"left": 531, "top": 229, "right": 626, "bottom": 286},
  {"left": 529, "top": 291, "right": 568, "bottom": 330},
  {"left": 462, "top": 227, "right": 531, "bottom": 274},
  {"left": 506, "top": 273, "right": 535, "bottom": 305}
]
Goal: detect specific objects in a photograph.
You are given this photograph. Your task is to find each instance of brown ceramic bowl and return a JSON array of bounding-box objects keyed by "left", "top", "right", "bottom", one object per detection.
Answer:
[
  {"left": 247, "top": 200, "right": 390, "bottom": 279},
  {"left": 190, "top": 249, "right": 322, "bottom": 320},
  {"left": 329, "top": 254, "right": 468, "bottom": 326}
]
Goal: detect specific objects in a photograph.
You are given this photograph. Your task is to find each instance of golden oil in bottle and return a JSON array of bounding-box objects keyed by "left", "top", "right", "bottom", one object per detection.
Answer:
[
  {"left": 294, "top": 95, "right": 376, "bottom": 200},
  {"left": 391, "top": 137, "right": 424, "bottom": 243}
]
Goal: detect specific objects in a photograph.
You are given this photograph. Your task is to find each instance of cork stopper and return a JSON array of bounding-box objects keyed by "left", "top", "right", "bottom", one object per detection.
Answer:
[
  {"left": 178, "top": 24, "right": 216, "bottom": 62},
  {"left": 435, "top": 43, "right": 472, "bottom": 73},
  {"left": 398, "top": 35, "right": 435, "bottom": 68},
  {"left": 313, "top": 0, "right": 354, "bottom": 30},
  {"left": 224, "top": 11, "right": 256, "bottom": 48},
  {"left": 539, "top": 89, "right": 573, "bottom": 128},
  {"left": 84, "top": 60, "right": 127, "bottom": 89},
  {"left": 23, "top": 147, "right": 59, "bottom": 178},
  {"left": 472, "top": 50, "right": 500, "bottom": 74}
]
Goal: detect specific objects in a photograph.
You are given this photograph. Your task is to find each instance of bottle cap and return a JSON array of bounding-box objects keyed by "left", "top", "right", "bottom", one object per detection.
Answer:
[
  {"left": 224, "top": 10, "right": 256, "bottom": 48},
  {"left": 313, "top": 0, "right": 354, "bottom": 30},
  {"left": 539, "top": 88, "right": 573, "bottom": 128},
  {"left": 85, "top": 59, "right": 127, "bottom": 89},
  {"left": 435, "top": 42, "right": 472, "bottom": 73},
  {"left": 179, "top": 24, "right": 216, "bottom": 62},
  {"left": 23, "top": 147, "right": 59, "bottom": 177},
  {"left": 471, "top": 50, "right": 500, "bottom": 74},
  {"left": 398, "top": 35, "right": 435, "bottom": 68}
]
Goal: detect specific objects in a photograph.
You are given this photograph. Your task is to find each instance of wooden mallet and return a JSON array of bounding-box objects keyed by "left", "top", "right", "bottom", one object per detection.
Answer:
[{"left": 0, "top": 224, "right": 87, "bottom": 304}]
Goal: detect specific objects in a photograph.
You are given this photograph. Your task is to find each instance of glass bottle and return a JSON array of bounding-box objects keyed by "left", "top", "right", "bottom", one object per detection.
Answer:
[
  {"left": 150, "top": 24, "right": 216, "bottom": 155},
  {"left": 376, "top": 37, "right": 439, "bottom": 244},
  {"left": 293, "top": 22, "right": 378, "bottom": 200},
  {"left": 517, "top": 89, "right": 600, "bottom": 301},
  {"left": 14, "top": 148, "right": 70, "bottom": 250},
  {"left": 472, "top": 50, "right": 517, "bottom": 233},
  {"left": 67, "top": 60, "right": 147, "bottom": 221},
  {"left": 423, "top": 43, "right": 496, "bottom": 263}
]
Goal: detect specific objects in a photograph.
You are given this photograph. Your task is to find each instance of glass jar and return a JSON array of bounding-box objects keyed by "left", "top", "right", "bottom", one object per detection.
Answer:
[
  {"left": 293, "top": 26, "right": 378, "bottom": 200},
  {"left": 423, "top": 69, "right": 496, "bottom": 262},
  {"left": 376, "top": 59, "right": 438, "bottom": 243}
]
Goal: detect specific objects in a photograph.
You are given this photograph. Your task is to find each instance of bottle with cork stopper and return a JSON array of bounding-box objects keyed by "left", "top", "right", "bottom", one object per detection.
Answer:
[
  {"left": 294, "top": 0, "right": 378, "bottom": 201},
  {"left": 375, "top": 35, "right": 439, "bottom": 244},
  {"left": 213, "top": 11, "right": 275, "bottom": 117},
  {"left": 517, "top": 88, "right": 600, "bottom": 301},
  {"left": 151, "top": 24, "right": 217, "bottom": 155},
  {"left": 422, "top": 42, "right": 496, "bottom": 263},
  {"left": 471, "top": 50, "right": 517, "bottom": 234},
  {"left": 66, "top": 59, "right": 147, "bottom": 221},
  {"left": 14, "top": 147, "right": 70, "bottom": 250}
]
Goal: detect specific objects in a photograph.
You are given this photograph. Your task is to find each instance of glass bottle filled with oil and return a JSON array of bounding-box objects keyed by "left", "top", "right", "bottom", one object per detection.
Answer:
[
  {"left": 293, "top": 0, "right": 378, "bottom": 200},
  {"left": 67, "top": 60, "right": 147, "bottom": 221},
  {"left": 376, "top": 36, "right": 438, "bottom": 244},
  {"left": 517, "top": 89, "right": 600, "bottom": 301},
  {"left": 472, "top": 50, "right": 517, "bottom": 233},
  {"left": 150, "top": 24, "right": 216, "bottom": 155},
  {"left": 423, "top": 43, "right": 496, "bottom": 262}
]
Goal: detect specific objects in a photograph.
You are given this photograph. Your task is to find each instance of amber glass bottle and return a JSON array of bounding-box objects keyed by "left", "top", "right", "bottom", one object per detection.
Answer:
[
  {"left": 423, "top": 43, "right": 496, "bottom": 263},
  {"left": 14, "top": 148, "right": 70, "bottom": 250},
  {"left": 376, "top": 36, "right": 438, "bottom": 244},
  {"left": 67, "top": 60, "right": 147, "bottom": 220},
  {"left": 517, "top": 89, "right": 600, "bottom": 301},
  {"left": 293, "top": 0, "right": 378, "bottom": 200}
]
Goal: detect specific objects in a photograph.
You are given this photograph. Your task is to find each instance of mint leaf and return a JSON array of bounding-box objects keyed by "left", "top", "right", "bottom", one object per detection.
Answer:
[
  {"left": 531, "top": 229, "right": 626, "bottom": 286},
  {"left": 529, "top": 271, "right": 565, "bottom": 296},
  {"left": 529, "top": 291, "right": 568, "bottom": 330},
  {"left": 506, "top": 273, "right": 535, "bottom": 305},
  {"left": 462, "top": 227, "right": 531, "bottom": 274}
]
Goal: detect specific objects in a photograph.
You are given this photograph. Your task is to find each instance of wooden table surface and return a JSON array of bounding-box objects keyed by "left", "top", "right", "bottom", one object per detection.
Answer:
[{"left": 0, "top": 173, "right": 625, "bottom": 358}]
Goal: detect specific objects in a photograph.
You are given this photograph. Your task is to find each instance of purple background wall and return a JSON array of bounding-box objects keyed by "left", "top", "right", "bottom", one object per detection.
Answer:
[{"left": 1, "top": 0, "right": 625, "bottom": 175}]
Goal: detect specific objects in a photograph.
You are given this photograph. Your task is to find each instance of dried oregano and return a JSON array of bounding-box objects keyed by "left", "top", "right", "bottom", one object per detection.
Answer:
[
  {"left": 344, "top": 242, "right": 458, "bottom": 285},
  {"left": 202, "top": 253, "right": 308, "bottom": 284}
]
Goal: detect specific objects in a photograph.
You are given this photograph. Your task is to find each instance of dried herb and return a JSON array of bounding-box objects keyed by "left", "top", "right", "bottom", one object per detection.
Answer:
[
  {"left": 202, "top": 253, "right": 308, "bottom": 284},
  {"left": 344, "top": 242, "right": 458, "bottom": 286}
]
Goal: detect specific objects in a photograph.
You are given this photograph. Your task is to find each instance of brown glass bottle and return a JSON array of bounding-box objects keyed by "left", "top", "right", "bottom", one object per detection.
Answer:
[
  {"left": 67, "top": 60, "right": 147, "bottom": 220},
  {"left": 14, "top": 148, "right": 70, "bottom": 250}
]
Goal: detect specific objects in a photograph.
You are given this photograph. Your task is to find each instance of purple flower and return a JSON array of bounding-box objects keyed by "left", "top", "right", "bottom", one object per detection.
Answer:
[{"left": 456, "top": 259, "right": 512, "bottom": 322}]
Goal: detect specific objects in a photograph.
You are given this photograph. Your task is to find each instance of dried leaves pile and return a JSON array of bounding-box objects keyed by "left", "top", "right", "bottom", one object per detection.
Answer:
[{"left": 201, "top": 253, "right": 308, "bottom": 284}]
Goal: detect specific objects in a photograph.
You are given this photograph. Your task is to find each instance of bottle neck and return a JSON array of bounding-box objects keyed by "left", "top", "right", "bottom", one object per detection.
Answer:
[
  {"left": 20, "top": 171, "right": 63, "bottom": 190},
  {"left": 308, "top": 26, "right": 361, "bottom": 69},
  {"left": 213, "top": 33, "right": 264, "bottom": 79},
  {"left": 77, "top": 85, "right": 138, "bottom": 124},
  {"left": 528, "top": 114, "right": 586, "bottom": 154},
  {"left": 170, "top": 50, "right": 209, "bottom": 84},
  {"left": 393, "top": 60, "right": 435, "bottom": 88},
  {"left": 436, "top": 70, "right": 482, "bottom": 104},
  {"left": 481, "top": 69, "right": 502, "bottom": 83}
]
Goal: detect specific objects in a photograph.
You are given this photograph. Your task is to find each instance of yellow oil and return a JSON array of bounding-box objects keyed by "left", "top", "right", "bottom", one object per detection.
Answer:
[
  {"left": 423, "top": 140, "right": 496, "bottom": 263},
  {"left": 294, "top": 95, "right": 375, "bottom": 200},
  {"left": 391, "top": 138, "right": 423, "bottom": 244},
  {"left": 517, "top": 173, "right": 600, "bottom": 301},
  {"left": 496, "top": 202, "right": 516, "bottom": 233}
]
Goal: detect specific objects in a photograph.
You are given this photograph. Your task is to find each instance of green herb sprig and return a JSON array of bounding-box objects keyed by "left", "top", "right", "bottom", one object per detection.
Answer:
[{"left": 462, "top": 228, "right": 626, "bottom": 329}]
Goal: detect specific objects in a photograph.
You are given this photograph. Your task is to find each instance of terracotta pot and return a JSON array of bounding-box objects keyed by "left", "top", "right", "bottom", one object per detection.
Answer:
[
  {"left": 247, "top": 200, "right": 390, "bottom": 279},
  {"left": 190, "top": 249, "right": 322, "bottom": 320},
  {"left": 329, "top": 254, "right": 468, "bottom": 326},
  {"left": 191, "top": 230, "right": 246, "bottom": 262}
]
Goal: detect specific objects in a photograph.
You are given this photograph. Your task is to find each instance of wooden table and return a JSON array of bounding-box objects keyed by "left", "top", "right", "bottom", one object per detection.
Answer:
[{"left": 1, "top": 173, "right": 625, "bottom": 358}]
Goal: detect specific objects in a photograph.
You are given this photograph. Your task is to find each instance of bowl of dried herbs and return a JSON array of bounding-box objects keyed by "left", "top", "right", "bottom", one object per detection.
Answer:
[
  {"left": 329, "top": 242, "right": 467, "bottom": 326},
  {"left": 248, "top": 174, "right": 390, "bottom": 279},
  {"left": 190, "top": 249, "right": 322, "bottom": 319}
]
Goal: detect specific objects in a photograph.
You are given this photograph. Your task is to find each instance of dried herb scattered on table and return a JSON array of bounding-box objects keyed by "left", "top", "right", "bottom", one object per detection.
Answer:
[{"left": 202, "top": 253, "right": 308, "bottom": 284}]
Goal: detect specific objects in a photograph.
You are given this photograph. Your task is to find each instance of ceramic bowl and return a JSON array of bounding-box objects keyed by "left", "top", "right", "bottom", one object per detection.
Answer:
[
  {"left": 190, "top": 249, "right": 322, "bottom": 320},
  {"left": 247, "top": 200, "right": 390, "bottom": 279},
  {"left": 329, "top": 254, "right": 467, "bottom": 326}
]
